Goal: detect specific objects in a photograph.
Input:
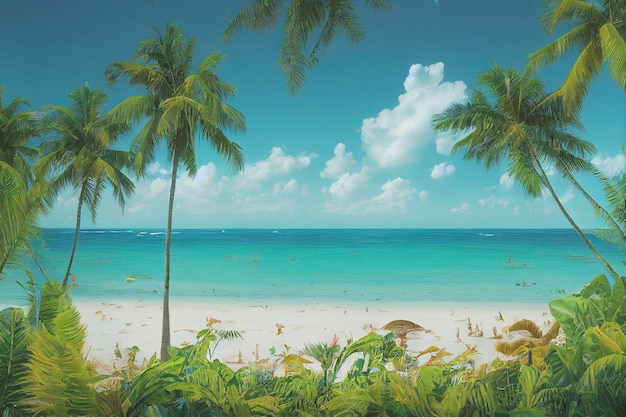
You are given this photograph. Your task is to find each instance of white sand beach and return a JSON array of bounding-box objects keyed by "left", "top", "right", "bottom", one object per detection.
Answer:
[{"left": 78, "top": 299, "right": 553, "bottom": 368}]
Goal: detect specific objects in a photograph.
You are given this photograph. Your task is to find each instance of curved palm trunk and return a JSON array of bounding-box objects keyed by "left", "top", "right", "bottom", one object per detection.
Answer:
[
  {"left": 533, "top": 155, "right": 619, "bottom": 279},
  {"left": 561, "top": 168, "right": 626, "bottom": 245},
  {"left": 160, "top": 154, "right": 180, "bottom": 360},
  {"left": 62, "top": 198, "right": 83, "bottom": 287}
]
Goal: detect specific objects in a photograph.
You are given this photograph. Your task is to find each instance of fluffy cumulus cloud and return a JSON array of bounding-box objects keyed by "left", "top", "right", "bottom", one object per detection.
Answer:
[
  {"left": 450, "top": 202, "right": 469, "bottom": 215},
  {"left": 360, "top": 62, "right": 467, "bottom": 168},
  {"left": 327, "top": 167, "right": 370, "bottom": 199},
  {"left": 430, "top": 162, "right": 455, "bottom": 179},
  {"left": 419, "top": 190, "right": 429, "bottom": 201},
  {"left": 234, "top": 147, "right": 312, "bottom": 190},
  {"left": 499, "top": 173, "right": 514, "bottom": 190},
  {"left": 366, "top": 178, "right": 416, "bottom": 213},
  {"left": 321, "top": 143, "right": 356, "bottom": 179},
  {"left": 272, "top": 179, "right": 299, "bottom": 195},
  {"left": 592, "top": 154, "right": 626, "bottom": 178}
]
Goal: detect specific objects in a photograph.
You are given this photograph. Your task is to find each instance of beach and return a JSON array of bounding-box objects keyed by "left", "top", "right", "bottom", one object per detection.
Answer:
[{"left": 78, "top": 298, "right": 552, "bottom": 369}]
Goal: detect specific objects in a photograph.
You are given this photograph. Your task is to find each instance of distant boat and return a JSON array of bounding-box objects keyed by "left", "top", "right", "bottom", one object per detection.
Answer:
[{"left": 479, "top": 233, "right": 496, "bottom": 237}]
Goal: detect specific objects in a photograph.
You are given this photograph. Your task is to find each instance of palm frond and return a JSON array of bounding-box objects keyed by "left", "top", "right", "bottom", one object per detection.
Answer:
[{"left": 599, "top": 23, "right": 626, "bottom": 91}]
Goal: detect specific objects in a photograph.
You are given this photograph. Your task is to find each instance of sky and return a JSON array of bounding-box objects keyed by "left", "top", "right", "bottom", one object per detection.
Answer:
[{"left": 2, "top": 0, "right": 625, "bottom": 229}]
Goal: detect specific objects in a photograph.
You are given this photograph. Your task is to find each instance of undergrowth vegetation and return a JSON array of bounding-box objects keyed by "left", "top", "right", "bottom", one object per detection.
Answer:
[{"left": 1, "top": 274, "right": 625, "bottom": 416}]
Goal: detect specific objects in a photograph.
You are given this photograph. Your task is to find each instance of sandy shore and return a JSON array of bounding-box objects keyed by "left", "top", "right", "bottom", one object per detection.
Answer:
[{"left": 75, "top": 298, "right": 554, "bottom": 369}]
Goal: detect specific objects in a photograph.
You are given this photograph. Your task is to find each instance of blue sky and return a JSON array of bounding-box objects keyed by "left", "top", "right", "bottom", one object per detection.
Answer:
[{"left": 3, "top": 0, "right": 625, "bottom": 229}]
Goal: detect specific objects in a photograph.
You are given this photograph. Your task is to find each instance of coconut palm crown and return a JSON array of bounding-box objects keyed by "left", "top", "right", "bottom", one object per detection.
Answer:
[
  {"left": 105, "top": 23, "right": 246, "bottom": 359},
  {"left": 434, "top": 63, "right": 619, "bottom": 279}
]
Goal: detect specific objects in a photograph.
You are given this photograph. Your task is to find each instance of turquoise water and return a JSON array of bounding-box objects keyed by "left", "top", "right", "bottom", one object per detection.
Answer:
[{"left": 1, "top": 229, "right": 624, "bottom": 306}]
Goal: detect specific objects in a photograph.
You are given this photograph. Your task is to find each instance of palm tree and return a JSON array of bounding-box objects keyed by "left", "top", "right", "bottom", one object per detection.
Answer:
[
  {"left": 223, "top": 0, "right": 392, "bottom": 94},
  {"left": 527, "top": 0, "right": 626, "bottom": 113},
  {"left": 35, "top": 85, "right": 135, "bottom": 287},
  {"left": 105, "top": 24, "right": 246, "bottom": 360},
  {"left": 433, "top": 64, "right": 619, "bottom": 279},
  {"left": 0, "top": 87, "right": 51, "bottom": 276},
  {"left": 0, "top": 86, "right": 40, "bottom": 186}
]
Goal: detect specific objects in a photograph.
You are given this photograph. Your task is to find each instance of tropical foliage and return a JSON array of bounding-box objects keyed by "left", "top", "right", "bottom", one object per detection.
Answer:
[
  {"left": 528, "top": 0, "right": 626, "bottom": 114},
  {"left": 223, "top": 0, "right": 393, "bottom": 93},
  {"left": 105, "top": 23, "right": 246, "bottom": 360},
  {"left": 2, "top": 274, "right": 624, "bottom": 416}
]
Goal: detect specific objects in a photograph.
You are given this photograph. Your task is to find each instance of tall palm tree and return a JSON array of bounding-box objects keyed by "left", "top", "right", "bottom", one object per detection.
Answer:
[
  {"left": 105, "top": 24, "right": 246, "bottom": 360},
  {"left": 223, "top": 0, "right": 392, "bottom": 94},
  {"left": 527, "top": 0, "right": 626, "bottom": 113},
  {"left": 35, "top": 85, "right": 135, "bottom": 287},
  {"left": 433, "top": 64, "right": 619, "bottom": 279}
]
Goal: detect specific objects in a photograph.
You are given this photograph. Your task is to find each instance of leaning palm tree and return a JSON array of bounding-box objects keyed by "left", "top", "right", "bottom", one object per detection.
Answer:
[
  {"left": 105, "top": 23, "right": 246, "bottom": 359},
  {"left": 527, "top": 0, "right": 626, "bottom": 113},
  {"left": 433, "top": 64, "right": 619, "bottom": 279},
  {"left": 35, "top": 85, "right": 135, "bottom": 287},
  {"left": 223, "top": 0, "right": 392, "bottom": 94}
]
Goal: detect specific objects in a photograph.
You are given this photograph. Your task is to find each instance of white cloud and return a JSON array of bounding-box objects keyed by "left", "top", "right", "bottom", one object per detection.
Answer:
[
  {"left": 328, "top": 167, "right": 370, "bottom": 199},
  {"left": 450, "top": 202, "right": 469, "bottom": 215},
  {"left": 430, "top": 162, "right": 455, "bottom": 179},
  {"left": 360, "top": 62, "right": 467, "bottom": 168},
  {"left": 478, "top": 195, "right": 509, "bottom": 208},
  {"left": 592, "top": 154, "right": 626, "bottom": 178},
  {"left": 366, "top": 178, "right": 416, "bottom": 213},
  {"left": 147, "top": 161, "right": 170, "bottom": 176},
  {"left": 499, "top": 173, "right": 514, "bottom": 190},
  {"left": 273, "top": 179, "right": 299, "bottom": 195},
  {"left": 321, "top": 143, "right": 356, "bottom": 179},
  {"left": 435, "top": 135, "right": 456, "bottom": 156},
  {"left": 234, "top": 147, "right": 312, "bottom": 190},
  {"left": 419, "top": 190, "right": 429, "bottom": 201}
]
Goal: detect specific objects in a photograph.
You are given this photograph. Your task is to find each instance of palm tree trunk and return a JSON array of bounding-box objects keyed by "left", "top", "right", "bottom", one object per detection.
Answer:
[
  {"left": 534, "top": 155, "right": 619, "bottom": 279},
  {"left": 160, "top": 153, "right": 180, "bottom": 360},
  {"left": 62, "top": 198, "right": 83, "bottom": 287}
]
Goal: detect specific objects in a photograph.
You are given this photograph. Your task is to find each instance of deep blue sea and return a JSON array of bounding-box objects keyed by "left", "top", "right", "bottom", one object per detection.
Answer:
[{"left": 1, "top": 229, "right": 624, "bottom": 306}]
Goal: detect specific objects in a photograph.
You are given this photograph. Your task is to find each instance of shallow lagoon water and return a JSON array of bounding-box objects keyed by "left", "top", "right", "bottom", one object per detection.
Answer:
[{"left": 1, "top": 228, "right": 623, "bottom": 306}]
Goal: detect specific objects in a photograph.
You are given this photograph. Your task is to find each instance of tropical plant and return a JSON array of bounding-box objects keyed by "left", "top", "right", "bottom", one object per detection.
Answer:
[
  {"left": 35, "top": 85, "right": 135, "bottom": 287},
  {"left": 105, "top": 23, "right": 246, "bottom": 360},
  {"left": 527, "top": 0, "right": 626, "bottom": 114},
  {"left": 0, "top": 279, "right": 97, "bottom": 416},
  {"left": 0, "top": 86, "right": 40, "bottom": 186},
  {"left": 433, "top": 63, "right": 619, "bottom": 279},
  {"left": 0, "top": 163, "right": 51, "bottom": 276},
  {"left": 223, "top": 0, "right": 393, "bottom": 94}
]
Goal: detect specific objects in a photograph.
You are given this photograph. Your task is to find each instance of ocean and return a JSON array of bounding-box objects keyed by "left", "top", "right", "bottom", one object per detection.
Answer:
[{"left": 1, "top": 229, "right": 624, "bottom": 307}]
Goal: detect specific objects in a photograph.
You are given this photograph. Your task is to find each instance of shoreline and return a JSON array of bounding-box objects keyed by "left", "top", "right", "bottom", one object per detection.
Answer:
[{"left": 66, "top": 298, "right": 553, "bottom": 368}]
